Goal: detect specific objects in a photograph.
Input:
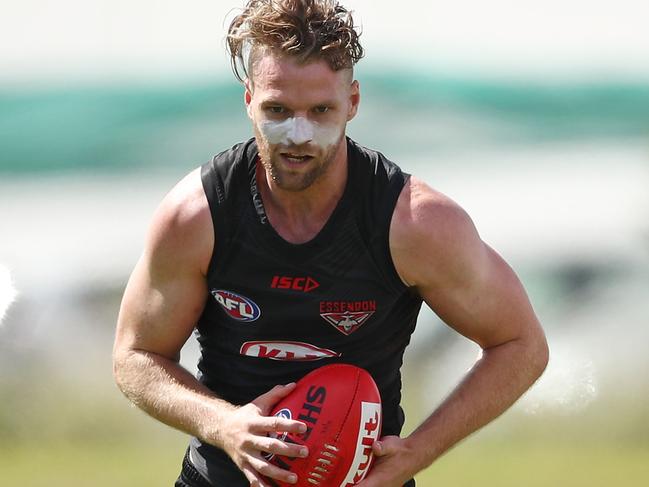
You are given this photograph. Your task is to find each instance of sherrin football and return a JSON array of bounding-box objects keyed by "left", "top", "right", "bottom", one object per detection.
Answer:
[{"left": 266, "top": 364, "right": 382, "bottom": 486}]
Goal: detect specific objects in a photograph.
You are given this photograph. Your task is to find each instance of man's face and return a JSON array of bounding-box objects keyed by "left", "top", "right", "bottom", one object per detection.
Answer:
[{"left": 245, "top": 51, "right": 360, "bottom": 192}]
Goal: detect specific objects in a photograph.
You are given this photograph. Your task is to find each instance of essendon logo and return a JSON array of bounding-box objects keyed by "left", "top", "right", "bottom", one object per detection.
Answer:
[
  {"left": 271, "top": 275, "right": 320, "bottom": 293},
  {"left": 320, "top": 300, "right": 376, "bottom": 335},
  {"left": 321, "top": 312, "right": 374, "bottom": 335},
  {"left": 240, "top": 341, "right": 340, "bottom": 361},
  {"left": 212, "top": 290, "right": 261, "bottom": 322}
]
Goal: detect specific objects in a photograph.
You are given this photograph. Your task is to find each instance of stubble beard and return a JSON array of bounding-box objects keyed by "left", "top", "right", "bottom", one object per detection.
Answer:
[{"left": 256, "top": 132, "right": 344, "bottom": 192}]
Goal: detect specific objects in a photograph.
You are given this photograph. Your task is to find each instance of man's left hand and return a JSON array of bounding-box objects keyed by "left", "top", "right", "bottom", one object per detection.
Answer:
[{"left": 356, "top": 435, "right": 416, "bottom": 487}]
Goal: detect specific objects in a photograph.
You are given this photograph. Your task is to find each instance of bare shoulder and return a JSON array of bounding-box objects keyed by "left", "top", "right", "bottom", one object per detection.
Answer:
[
  {"left": 390, "top": 175, "right": 486, "bottom": 289},
  {"left": 115, "top": 168, "right": 212, "bottom": 359},
  {"left": 146, "top": 167, "right": 213, "bottom": 276},
  {"left": 390, "top": 176, "right": 545, "bottom": 351}
]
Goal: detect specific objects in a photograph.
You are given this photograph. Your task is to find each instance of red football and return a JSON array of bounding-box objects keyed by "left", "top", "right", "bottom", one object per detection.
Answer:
[{"left": 266, "top": 364, "right": 382, "bottom": 486}]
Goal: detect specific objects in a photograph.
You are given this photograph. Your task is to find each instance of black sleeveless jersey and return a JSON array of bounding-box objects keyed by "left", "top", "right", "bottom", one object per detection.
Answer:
[{"left": 188, "top": 137, "right": 423, "bottom": 485}]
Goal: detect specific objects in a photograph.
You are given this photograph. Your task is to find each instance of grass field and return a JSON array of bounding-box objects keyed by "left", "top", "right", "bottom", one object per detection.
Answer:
[
  {"left": 418, "top": 441, "right": 649, "bottom": 486},
  {"left": 3, "top": 329, "right": 648, "bottom": 487},
  {"left": 1, "top": 371, "right": 648, "bottom": 486},
  {"left": 2, "top": 437, "right": 647, "bottom": 486},
  {"left": 2, "top": 396, "right": 648, "bottom": 486}
]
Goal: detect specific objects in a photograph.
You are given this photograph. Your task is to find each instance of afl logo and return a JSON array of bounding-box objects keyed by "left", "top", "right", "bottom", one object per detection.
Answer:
[{"left": 212, "top": 290, "right": 261, "bottom": 322}]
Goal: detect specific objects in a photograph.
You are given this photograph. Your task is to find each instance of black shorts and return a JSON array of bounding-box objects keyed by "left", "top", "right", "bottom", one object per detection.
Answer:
[{"left": 175, "top": 449, "right": 213, "bottom": 487}]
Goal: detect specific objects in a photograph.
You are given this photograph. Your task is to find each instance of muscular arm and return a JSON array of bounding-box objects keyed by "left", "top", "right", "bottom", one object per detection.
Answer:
[
  {"left": 113, "top": 169, "right": 305, "bottom": 486},
  {"left": 113, "top": 168, "right": 223, "bottom": 434},
  {"left": 360, "top": 177, "right": 549, "bottom": 486}
]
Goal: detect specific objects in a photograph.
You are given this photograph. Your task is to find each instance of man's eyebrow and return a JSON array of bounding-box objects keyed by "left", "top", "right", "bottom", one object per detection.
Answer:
[
  {"left": 313, "top": 99, "right": 338, "bottom": 107},
  {"left": 259, "top": 99, "right": 282, "bottom": 106},
  {"left": 258, "top": 98, "right": 339, "bottom": 109}
]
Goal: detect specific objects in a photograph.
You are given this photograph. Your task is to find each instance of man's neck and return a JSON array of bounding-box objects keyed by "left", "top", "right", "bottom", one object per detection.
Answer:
[{"left": 256, "top": 143, "right": 348, "bottom": 244}]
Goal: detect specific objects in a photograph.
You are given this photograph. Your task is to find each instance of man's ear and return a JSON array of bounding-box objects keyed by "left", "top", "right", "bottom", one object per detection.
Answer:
[
  {"left": 244, "top": 78, "right": 253, "bottom": 119},
  {"left": 347, "top": 80, "right": 360, "bottom": 122}
]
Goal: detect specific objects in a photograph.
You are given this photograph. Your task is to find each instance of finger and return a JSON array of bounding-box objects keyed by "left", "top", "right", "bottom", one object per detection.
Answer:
[
  {"left": 372, "top": 440, "right": 383, "bottom": 457},
  {"left": 256, "top": 414, "right": 307, "bottom": 435},
  {"left": 247, "top": 454, "right": 298, "bottom": 484},
  {"left": 241, "top": 463, "right": 270, "bottom": 487},
  {"left": 372, "top": 440, "right": 384, "bottom": 456},
  {"left": 252, "top": 383, "right": 297, "bottom": 412},
  {"left": 372, "top": 435, "right": 399, "bottom": 456},
  {"left": 355, "top": 478, "right": 375, "bottom": 487},
  {"left": 255, "top": 436, "right": 309, "bottom": 459}
]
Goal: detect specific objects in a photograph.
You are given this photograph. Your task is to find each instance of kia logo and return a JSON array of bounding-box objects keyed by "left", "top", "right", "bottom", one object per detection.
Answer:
[{"left": 240, "top": 341, "right": 339, "bottom": 361}]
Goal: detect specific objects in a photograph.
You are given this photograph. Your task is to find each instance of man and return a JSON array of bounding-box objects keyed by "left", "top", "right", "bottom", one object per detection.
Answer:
[{"left": 113, "top": 1, "right": 549, "bottom": 486}]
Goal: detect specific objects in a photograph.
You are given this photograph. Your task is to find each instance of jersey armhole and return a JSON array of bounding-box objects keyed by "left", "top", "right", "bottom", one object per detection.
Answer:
[
  {"left": 381, "top": 173, "right": 413, "bottom": 294},
  {"left": 383, "top": 173, "right": 410, "bottom": 291},
  {"left": 200, "top": 160, "right": 227, "bottom": 278},
  {"left": 199, "top": 139, "right": 257, "bottom": 280}
]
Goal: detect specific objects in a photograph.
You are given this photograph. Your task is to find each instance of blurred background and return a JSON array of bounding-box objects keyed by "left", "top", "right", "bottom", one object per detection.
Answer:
[{"left": 1, "top": 0, "right": 648, "bottom": 485}]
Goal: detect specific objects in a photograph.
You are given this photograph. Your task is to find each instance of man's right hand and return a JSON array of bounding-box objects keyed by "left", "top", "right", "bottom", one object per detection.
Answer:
[
  {"left": 112, "top": 171, "right": 310, "bottom": 486},
  {"left": 216, "top": 383, "right": 310, "bottom": 486}
]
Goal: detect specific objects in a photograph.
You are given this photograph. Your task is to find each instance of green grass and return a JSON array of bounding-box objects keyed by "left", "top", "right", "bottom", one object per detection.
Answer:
[
  {"left": 2, "top": 370, "right": 648, "bottom": 486},
  {"left": 1, "top": 438, "right": 647, "bottom": 486},
  {"left": 0, "top": 439, "right": 187, "bottom": 486},
  {"left": 416, "top": 441, "right": 649, "bottom": 487}
]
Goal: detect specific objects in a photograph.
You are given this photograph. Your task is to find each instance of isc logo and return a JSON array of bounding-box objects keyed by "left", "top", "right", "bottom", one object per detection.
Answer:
[
  {"left": 271, "top": 275, "right": 320, "bottom": 292},
  {"left": 212, "top": 290, "right": 261, "bottom": 322}
]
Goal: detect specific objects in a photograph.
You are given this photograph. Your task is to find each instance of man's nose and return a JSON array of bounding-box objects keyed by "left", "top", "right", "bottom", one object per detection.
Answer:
[{"left": 286, "top": 117, "right": 314, "bottom": 145}]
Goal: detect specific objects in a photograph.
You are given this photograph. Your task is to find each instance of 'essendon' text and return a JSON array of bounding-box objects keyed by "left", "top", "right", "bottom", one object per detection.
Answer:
[{"left": 319, "top": 300, "right": 377, "bottom": 313}]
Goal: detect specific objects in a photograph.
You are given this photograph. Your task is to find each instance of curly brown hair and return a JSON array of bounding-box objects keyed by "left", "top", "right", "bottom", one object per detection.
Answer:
[{"left": 226, "top": 0, "right": 364, "bottom": 83}]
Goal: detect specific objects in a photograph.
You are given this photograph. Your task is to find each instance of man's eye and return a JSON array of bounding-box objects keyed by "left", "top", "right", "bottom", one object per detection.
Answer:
[
  {"left": 268, "top": 106, "right": 284, "bottom": 114},
  {"left": 314, "top": 106, "right": 329, "bottom": 114}
]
